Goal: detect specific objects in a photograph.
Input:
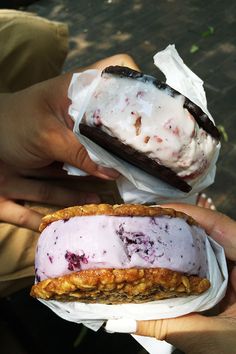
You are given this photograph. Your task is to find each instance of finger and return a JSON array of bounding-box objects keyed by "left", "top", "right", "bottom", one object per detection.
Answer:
[
  {"left": 137, "top": 314, "right": 207, "bottom": 340},
  {"left": 220, "top": 265, "right": 236, "bottom": 311},
  {"left": 5, "top": 178, "right": 101, "bottom": 206},
  {"left": 0, "top": 199, "right": 43, "bottom": 231},
  {"left": 106, "top": 315, "right": 216, "bottom": 353},
  {"left": 136, "top": 315, "right": 225, "bottom": 354},
  {"left": 80, "top": 54, "right": 140, "bottom": 72},
  {"left": 19, "top": 162, "right": 69, "bottom": 179},
  {"left": 47, "top": 126, "right": 120, "bottom": 180},
  {"left": 196, "top": 193, "right": 216, "bottom": 210},
  {"left": 162, "top": 203, "right": 236, "bottom": 261}
]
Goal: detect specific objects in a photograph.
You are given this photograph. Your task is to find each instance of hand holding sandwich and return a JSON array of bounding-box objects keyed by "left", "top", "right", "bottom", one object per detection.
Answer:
[
  {"left": 0, "top": 161, "right": 101, "bottom": 231},
  {"left": 0, "top": 54, "right": 137, "bottom": 179},
  {"left": 0, "top": 73, "right": 119, "bottom": 180},
  {"left": 135, "top": 204, "right": 236, "bottom": 354},
  {"left": 0, "top": 79, "right": 108, "bottom": 229},
  {"left": 0, "top": 54, "right": 139, "bottom": 228}
]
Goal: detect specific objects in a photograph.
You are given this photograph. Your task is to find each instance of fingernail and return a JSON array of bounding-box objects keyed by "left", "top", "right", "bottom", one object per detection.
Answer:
[
  {"left": 201, "top": 193, "right": 207, "bottom": 199},
  {"left": 210, "top": 205, "right": 216, "bottom": 210},
  {"left": 98, "top": 166, "right": 120, "bottom": 179},
  {"left": 207, "top": 198, "right": 212, "bottom": 204},
  {"left": 105, "top": 319, "right": 137, "bottom": 334}
]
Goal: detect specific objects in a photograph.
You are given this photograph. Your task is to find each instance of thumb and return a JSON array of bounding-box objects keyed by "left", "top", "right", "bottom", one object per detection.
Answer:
[
  {"left": 136, "top": 314, "right": 223, "bottom": 354},
  {"left": 46, "top": 126, "right": 120, "bottom": 180}
]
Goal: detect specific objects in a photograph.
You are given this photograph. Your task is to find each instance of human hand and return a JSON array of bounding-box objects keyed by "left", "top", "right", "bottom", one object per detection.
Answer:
[
  {"left": 0, "top": 54, "right": 139, "bottom": 231},
  {"left": 0, "top": 54, "right": 138, "bottom": 178},
  {"left": 0, "top": 73, "right": 120, "bottom": 179},
  {"left": 0, "top": 161, "right": 100, "bottom": 231},
  {"left": 135, "top": 204, "right": 236, "bottom": 354}
]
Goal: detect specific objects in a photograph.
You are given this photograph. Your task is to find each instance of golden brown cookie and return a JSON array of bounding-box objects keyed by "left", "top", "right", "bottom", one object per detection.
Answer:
[
  {"left": 30, "top": 268, "right": 210, "bottom": 303},
  {"left": 39, "top": 203, "right": 198, "bottom": 232}
]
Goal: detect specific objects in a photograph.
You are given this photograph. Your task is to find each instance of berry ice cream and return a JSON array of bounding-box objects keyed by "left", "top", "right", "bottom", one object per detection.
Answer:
[
  {"left": 79, "top": 66, "right": 220, "bottom": 192},
  {"left": 31, "top": 204, "right": 211, "bottom": 303},
  {"left": 35, "top": 214, "right": 208, "bottom": 283}
]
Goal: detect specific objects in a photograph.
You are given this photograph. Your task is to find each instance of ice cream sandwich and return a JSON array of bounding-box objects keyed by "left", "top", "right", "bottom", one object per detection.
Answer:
[
  {"left": 79, "top": 66, "right": 220, "bottom": 192},
  {"left": 30, "top": 204, "right": 210, "bottom": 304}
]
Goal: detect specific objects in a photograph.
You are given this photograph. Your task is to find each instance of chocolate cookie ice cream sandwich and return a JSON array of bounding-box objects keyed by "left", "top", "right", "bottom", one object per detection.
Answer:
[{"left": 79, "top": 66, "right": 220, "bottom": 192}]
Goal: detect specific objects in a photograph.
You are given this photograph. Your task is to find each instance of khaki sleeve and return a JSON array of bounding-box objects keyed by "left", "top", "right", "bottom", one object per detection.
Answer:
[
  {"left": 0, "top": 9, "right": 68, "bottom": 93},
  {"left": 0, "top": 223, "right": 39, "bottom": 297},
  {"left": 0, "top": 203, "right": 59, "bottom": 297}
]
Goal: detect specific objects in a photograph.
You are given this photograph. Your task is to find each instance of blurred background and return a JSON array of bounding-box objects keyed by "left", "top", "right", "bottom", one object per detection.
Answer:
[{"left": 0, "top": 0, "right": 235, "bottom": 353}]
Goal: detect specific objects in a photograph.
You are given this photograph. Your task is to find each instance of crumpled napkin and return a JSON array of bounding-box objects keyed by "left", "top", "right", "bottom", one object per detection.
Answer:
[{"left": 64, "top": 44, "right": 220, "bottom": 204}]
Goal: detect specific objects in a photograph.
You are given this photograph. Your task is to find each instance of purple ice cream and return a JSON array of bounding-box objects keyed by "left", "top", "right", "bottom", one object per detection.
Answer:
[{"left": 35, "top": 215, "right": 208, "bottom": 283}]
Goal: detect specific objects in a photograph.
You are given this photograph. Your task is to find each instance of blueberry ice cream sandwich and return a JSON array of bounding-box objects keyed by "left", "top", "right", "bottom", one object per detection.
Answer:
[
  {"left": 79, "top": 66, "right": 220, "bottom": 193},
  {"left": 30, "top": 204, "right": 210, "bottom": 304}
]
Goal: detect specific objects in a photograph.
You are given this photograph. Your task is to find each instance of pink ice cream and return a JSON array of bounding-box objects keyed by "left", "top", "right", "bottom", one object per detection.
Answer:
[
  {"left": 35, "top": 215, "right": 208, "bottom": 282},
  {"left": 82, "top": 73, "right": 217, "bottom": 182}
]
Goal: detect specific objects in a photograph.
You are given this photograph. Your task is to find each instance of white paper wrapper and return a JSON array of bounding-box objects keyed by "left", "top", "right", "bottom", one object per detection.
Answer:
[
  {"left": 64, "top": 44, "right": 220, "bottom": 204},
  {"left": 38, "top": 237, "right": 227, "bottom": 354}
]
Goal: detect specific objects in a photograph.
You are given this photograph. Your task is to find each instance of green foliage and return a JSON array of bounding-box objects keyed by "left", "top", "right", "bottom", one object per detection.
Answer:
[
  {"left": 190, "top": 44, "right": 199, "bottom": 54},
  {"left": 202, "top": 26, "right": 215, "bottom": 37},
  {"left": 217, "top": 125, "right": 228, "bottom": 142},
  {"left": 190, "top": 26, "right": 215, "bottom": 54}
]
